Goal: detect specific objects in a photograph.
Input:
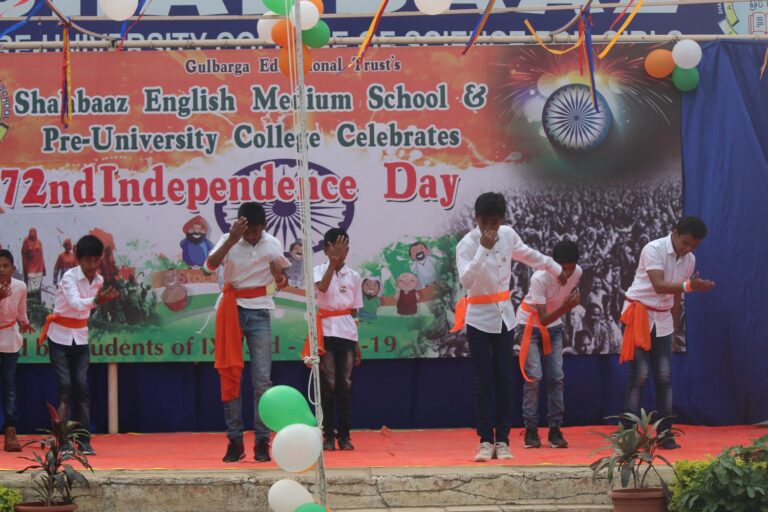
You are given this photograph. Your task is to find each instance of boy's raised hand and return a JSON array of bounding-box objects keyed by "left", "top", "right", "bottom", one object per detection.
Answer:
[
  {"left": 96, "top": 286, "right": 120, "bottom": 305},
  {"left": 479, "top": 229, "right": 498, "bottom": 249},
  {"left": 690, "top": 271, "right": 715, "bottom": 292},
  {"left": 327, "top": 235, "right": 348, "bottom": 263},
  {"left": 0, "top": 283, "right": 10, "bottom": 301},
  {"left": 228, "top": 217, "right": 248, "bottom": 244}
]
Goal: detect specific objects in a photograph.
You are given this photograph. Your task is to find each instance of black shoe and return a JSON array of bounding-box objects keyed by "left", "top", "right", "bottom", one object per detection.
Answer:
[
  {"left": 78, "top": 440, "right": 96, "bottom": 456},
  {"left": 659, "top": 438, "right": 681, "bottom": 450},
  {"left": 222, "top": 440, "right": 245, "bottom": 463},
  {"left": 322, "top": 437, "right": 336, "bottom": 451},
  {"left": 548, "top": 427, "right": 569, "bottom": 448},
  {"left": 254, "top": 440, "right": 271, "bottom": 462},
  {"left": 337, "top": 437, "right": 354, "bottom": 451},
  {"left": 523, "top": 428, "right": 541, "bottom": 449}
]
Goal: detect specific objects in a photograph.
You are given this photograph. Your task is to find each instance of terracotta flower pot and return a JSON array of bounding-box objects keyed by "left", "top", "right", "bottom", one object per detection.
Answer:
[
  {"left": 15, "top": 503, "right": 78, "bottom": 512},
  {"left": 609, "top": 488, "right": 667, "bottom": 512}
]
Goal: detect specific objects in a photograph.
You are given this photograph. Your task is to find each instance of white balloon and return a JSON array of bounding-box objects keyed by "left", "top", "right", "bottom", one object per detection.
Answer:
[
  {"left": 672, "top": 39, "right": 702, "bottom": 69},
  {"left": 268, "top": 479, "right": 313, "bottom": 512},
  {"left": 414, "top": 0, "right": 452, "bottom": 15},
  {"left": 98, "top": 0, "right": 139, "bottom": 22},
  {"left": 272, "top": 424, "right": 322, "bottom": 473},
  {"left": 257, "top": 11, "right": 280, "bottom": 44},
  {"left": 291, "top": 1, "right": 320, "bottom": 30}
]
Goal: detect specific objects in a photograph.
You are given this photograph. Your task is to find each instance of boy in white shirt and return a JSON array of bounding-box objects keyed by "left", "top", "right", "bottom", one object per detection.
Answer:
[
  {"left": 309, "top": 228, "right": 363, "bottom": 451},
  {"left": 41, "top": 236, "right": 119, "bottom": 456},
  {"left": 516, "top": 241, "right": 582, "bottom": 450},
  {"left": 453, "top": 192, "right": 566, "bottom": 462},
  {"left": 0, "top": 249, "right": 35, "bottom": 451},
  {"left": 621, "top": 216, "right": 715, "bottom": 449},
  {"left": 204, "top": 202, "right": 290, "bottom": 463}
]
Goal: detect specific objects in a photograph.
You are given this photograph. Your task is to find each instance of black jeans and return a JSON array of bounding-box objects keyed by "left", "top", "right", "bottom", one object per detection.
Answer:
[
  {"left": 320, "top": 337, "right": 355, "bottom": 439},
  {"left": 48, "top": 339, "right": 91, "bottom": 438},
  {"left": 0, "top": 352, "right": 20, "bottom": 429},
  {"left": 467, "top": 324, "right": 515, "bottom": 445}
]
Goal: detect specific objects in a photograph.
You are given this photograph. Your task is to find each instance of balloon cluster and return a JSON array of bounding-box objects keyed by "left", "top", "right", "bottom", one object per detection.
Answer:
[
  {"left": 99, "top": 0, "right": 139, "bottom": 21},
  {"left": 257, "top": 0, "right": 331, "bottom": 78},
  {"left": 644, "top": 40, "right": 702, "bottom": 92},
  {"left": 260, "top": 386, "right": 327, "bottom": 512}
]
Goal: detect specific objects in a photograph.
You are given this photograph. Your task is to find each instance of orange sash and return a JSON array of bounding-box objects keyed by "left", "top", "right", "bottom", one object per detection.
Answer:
[
  {"left": 0, "top": 320, "right": 17, "bottom": 330},
  {"left": 619, "top": 299, "right": 670, "bottom": 364},
  {"left": 449, "top": 290, "right": 511, "bottom": 333},
  {"left": 214, "top": 285, "right": 267, "bottom": 402},
  {"left": 301, "top": 308, "right": 354, "bottom": 359},
  {"left": 518, "top": 301, "right": 552, "bottom": 382},
  {"left": 38, "top": 315, "right": 88, "bottom": 345}
]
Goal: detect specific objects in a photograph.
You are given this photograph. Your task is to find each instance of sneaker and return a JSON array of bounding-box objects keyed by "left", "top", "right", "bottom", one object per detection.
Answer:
[
  {"left": 523, "top": 428, "right": 542, "bottom": 449},
  {"left": 78, "top": 440, "right": 96, "bottom": 456},
  {"left": 659, "top": 438, "right": 681, "bottom": 450},
  {"left": 495, "top": 442, "right": 513, "bottom": 460},
  {"left": 222, "top": 440, "right": 245, "bottom": 463},
  {"left": 254, "top": 440, "right": 271, "bottom": 462},
  {"left": 548, "top": 427, "right": 569, "bottom": 448},
  {"left": 473, "top": 442, "right": 495, "bottom": 462},
  {"left": 337, "top": 437, "right": 354, "bottom": 451},
  {"left": 322, "top": 437, "right": 336, "bottom": 451}
]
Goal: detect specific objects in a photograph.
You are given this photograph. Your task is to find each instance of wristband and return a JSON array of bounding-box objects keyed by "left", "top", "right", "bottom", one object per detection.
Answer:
[{"left": 683, "top": 280, "right": 693, "bottom": 293}]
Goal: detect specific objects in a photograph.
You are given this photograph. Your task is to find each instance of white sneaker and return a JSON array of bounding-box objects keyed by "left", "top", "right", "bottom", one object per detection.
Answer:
[
  {"left": 473, "top": 442, "right": 495, "bottom": 462},
  {"left": 495, "top": 442, "right": 513, "bottom": 460}
]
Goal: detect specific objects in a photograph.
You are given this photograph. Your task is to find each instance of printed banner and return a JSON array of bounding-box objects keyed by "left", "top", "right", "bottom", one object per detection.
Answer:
[{"left": 0, "top": 44, "right": 683, "bottom": 362}]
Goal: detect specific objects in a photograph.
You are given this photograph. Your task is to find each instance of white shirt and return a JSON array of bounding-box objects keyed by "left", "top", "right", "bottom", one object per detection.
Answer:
[
  {"left": 48, "top": 266, "right": 102, "bottom": 346},
  {"left": 623, "top": 235, "right": 695, "bottom": 337},
  {"left": 516, "top": 265, "right": 583, "bottom": 328},
  {"left": 208, "top": 232, "right": 291, "bottom": 309},
  {"left": 314, "top": 262, "right": 363, "bottom": 341},
  {"left": 456, "top": 226, "right": 563, "bottom": 333},
  {"left": 410, "top": 256, "right": 438, "bottom": 289},
  {"left": 0, "top": 278, "right": 29, "bottom": 353}
]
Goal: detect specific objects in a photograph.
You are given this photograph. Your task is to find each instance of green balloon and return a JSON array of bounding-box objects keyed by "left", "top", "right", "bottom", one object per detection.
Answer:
[
  {"left": 302, "top": 20, "right": 330, "bottom": 49},
  {"left": 258, "top": 385, "right": 316, "bottom": 432},
  {"left": 295, "top": 504, "right": 326, "bottom": 512},
  {"left": 672, "top": 66, "right": 699, "bottom": 92},
  {"left": 263, "top": 0, "right": 295, "bottom": 15}
]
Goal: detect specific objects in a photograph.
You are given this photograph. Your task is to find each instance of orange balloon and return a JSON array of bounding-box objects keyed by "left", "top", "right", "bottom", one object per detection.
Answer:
[
  {"left": 278, "top": 46, "right": 313, "bottom": 78},
  {"left": 272, "top": 19, "right": 295, "bottom": 47},
  {"left": 306, "top": 0, "right": 324, "bottom": 15},
  {"left": 644, "top": 49, "right": 675, "bottom": 79}
]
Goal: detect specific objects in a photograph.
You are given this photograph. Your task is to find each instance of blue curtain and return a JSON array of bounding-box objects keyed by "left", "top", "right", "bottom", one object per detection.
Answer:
[{"left": 680, "top": 41, "right": 768, "bottom": 425}]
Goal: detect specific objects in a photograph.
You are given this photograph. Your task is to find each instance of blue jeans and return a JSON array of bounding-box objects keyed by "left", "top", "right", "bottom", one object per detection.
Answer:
[
  {"left": 223, "top": 307, "right": 273, "bottom": 443},
  {"left": 0, "top": 352, "right": 20, "bottom": 429},
  {"left": 48, "top": 340, "right": 91, "bottom": 437},
  {"left": 518, "top": 325, "right": 565, "bottom": 429},
  {"left": 467, "top": 324, "right": 514, "bottom": 445},
  {"left": 623, "top": 329, "right": 674, "bottom": 433}
]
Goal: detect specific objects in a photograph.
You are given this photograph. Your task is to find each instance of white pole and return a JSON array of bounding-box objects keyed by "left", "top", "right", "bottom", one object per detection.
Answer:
[{"left": 108, "top": 363, "right": 118, "bottom": 434}]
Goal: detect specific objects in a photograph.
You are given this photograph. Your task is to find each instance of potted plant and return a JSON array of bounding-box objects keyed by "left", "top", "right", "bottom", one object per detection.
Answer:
[
  {"left": 16, "top": 404, "right": 92, "bottom": 512},
  {"left": 670, "top": 434, "right": 767, "bottom": 511},
  {"left": 0, "top": 487, "right": 22, "bottom": 512},
  {"left": 590, "top": 409, "right": 679, "bottom": 512}
]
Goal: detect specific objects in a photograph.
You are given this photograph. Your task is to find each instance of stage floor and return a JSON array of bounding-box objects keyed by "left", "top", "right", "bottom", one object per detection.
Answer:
[{"left": 0, "top": 425, "right": 762, "bottom": 471}]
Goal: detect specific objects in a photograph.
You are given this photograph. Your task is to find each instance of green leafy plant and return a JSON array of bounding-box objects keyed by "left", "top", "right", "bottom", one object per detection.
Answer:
[
  {"left": 670, "top": 435, "right": 768, "bottom": 511},
  {"left": 589, "top": 409, "right": 679, "bottom": 495},
  {"left": 17, "top": 404, "right": 92, "bottom": 506},
  {"left": 0, "top": 487, "right": 22, "bottom": 512}
]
